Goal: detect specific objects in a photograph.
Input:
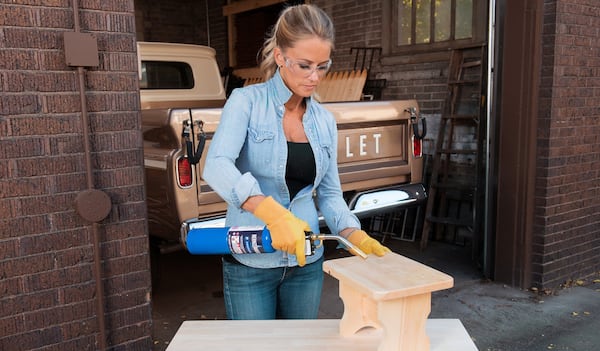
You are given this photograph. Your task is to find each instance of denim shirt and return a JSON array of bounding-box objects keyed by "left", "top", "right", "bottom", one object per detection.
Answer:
[{"left": 202, "top": 69, "right": 361, "bottom": 268}]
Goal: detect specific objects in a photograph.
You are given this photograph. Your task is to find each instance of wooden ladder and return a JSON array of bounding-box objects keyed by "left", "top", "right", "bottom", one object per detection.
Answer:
[{"left": 420, "top": 45, "right": 486, "bottom": 255}]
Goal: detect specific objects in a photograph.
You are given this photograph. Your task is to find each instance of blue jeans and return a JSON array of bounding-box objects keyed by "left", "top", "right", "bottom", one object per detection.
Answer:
[{"left": 221, "top": 255, "right": 324, "bottom": 319}]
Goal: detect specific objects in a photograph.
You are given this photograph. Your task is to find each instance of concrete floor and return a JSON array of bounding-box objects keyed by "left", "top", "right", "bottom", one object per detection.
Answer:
[{"left": 150, "top": 237, "right": 600, "bottom": 351}]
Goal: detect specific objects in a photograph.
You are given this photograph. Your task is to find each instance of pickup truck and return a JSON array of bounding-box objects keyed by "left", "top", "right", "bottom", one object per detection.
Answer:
[{"left": 138, "top": 41, "right": 427, "bottom": 252}]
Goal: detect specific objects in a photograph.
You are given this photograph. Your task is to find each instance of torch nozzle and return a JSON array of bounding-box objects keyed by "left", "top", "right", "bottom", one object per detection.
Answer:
[{"left": 309, "top": 234, "right": 368, "bottom": 259}]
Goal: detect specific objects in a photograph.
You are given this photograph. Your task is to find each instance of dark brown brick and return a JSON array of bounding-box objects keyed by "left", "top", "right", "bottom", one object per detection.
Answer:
[
  {"left": 23, "top": 265, "right": 94, "bottom": 293},
  {"left": 106, "top": 303, "right": 152, "bottom": 328},
  {"left": 54, "top": 246, "right": 94, "bottom": 269},
  {"left": 116, "top": 201, "right": 146, "bottom": 222},
  {"left": 0, "top": 239, "right": 18, "bottom": 261},
  {"left": 0, "top": 5, "right": 36, "bottom": 27},
  {"left": 0, "top": 276, "right": 22, "bottom": 297},
  {"left": 15, "top": 155, "right": 82, "bottom": 177},
  {"left": 105, "top": 271, "right": 151, "bottom": 296},
  {"left": 108, "top": 321, "right": 152, "bottom": 348},
  {"left": 94, "top": 149, "right": 143, "bottom": 169},
  {"left": 0, "top": 177, "right": 50, "bottom": 198},
  {"left": 0, "top": 290, "right": 58, "bottom": 318},
  {"left": 104, "top": 220, "right": 148, "bottom": 241},
  {"left": 0, "top": 216, "right": 52, "bottom": 240},
  {"left": 18, "top": 229, "right": 89, "bottom": 256},
  {"left": 106, "top": 52, "right": 138, "bottom": 72},
  {"left": 0, "top": 253, "right": 55, "bottom": 280},
  {"left": 86, "top": 71, "right": 138, "bottom": 92},
  {"left": 0, "top": 315, "right": 25, "bottom": 341},
  {"left": 43, "top": 94, "right": 82, "bottom": 114},
  {"left": 24, "top": 301, "right": 95, "bottom": 331},
  {"left": 89, "top": 111, "right": 140, "bottom": 132},
  {"left": 59, "top": 317, "right": 97, "bottom": 344},
  {"left": 50, "top": 210, "right": 89, "bottom": 231},
  {"left": 97, "top": 167, "right": 144, "bottom": 188},
  {"left": 0, "top": 94, "right": 42, "bottom": 115},
  {"left": 38, "top": 7, "right": 73, "bottom": 28},
  {"left": 0, "top": 198, "right": 19, "bottom": 219},
  {"left": 5, "top": 71, "right": 78, "bottom": 93},
  {"left": 3, "top": 28, "right": 63, "bottom": 50},
  {"left": 48, "top": 134, "right": 85, "bottom": 155},
  {"left": 58, "top": 282, "right": 95, "bottom": 304},
  {"left": 0, "top": 326, "right": 63, "bottom": 350},
  {"left": 81, "top": 0, "right": 135, "bottom": 12},
  {"left": 103, "top": 253, "right": 149, "bottom": 275},
  {"left": 91, "top": 130, "right": 131, "bottom": 151},
  {"left": 38, "top": 49, "right": 69, "bottom": 71},
  {"left": 112, "top": 286, "right": 151, "bottom": 309},
  {"left": 53, "top": 173, "right": 88, "bottom": 193}
]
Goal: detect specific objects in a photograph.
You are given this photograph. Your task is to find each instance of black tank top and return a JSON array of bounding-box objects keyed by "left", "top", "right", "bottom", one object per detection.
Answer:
[{"left": 286, "top": 142, "right": 316, "bottom": 200}]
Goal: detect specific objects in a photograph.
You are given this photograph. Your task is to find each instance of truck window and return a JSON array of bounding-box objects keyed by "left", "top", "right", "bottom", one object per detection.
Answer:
[{"left": 140, "top": 61, "right": 194, "bottom": 90}]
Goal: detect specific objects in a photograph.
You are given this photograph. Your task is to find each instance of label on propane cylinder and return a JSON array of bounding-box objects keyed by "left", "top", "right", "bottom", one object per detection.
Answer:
[{"left": 227, "top": 226, "right": 271, "bottom": 254}]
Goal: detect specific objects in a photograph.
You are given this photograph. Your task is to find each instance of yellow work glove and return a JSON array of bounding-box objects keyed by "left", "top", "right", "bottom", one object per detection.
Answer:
[
  {"left": 253, "top": 196, "right": 311, "bottom": 266},
  {"left": 347, "top": 230, "right": 391, "bottom": 257}
]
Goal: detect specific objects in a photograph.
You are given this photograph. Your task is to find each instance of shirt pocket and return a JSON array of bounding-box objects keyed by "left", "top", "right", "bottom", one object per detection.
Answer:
[
  {"left": 246, "top": 127, "right": 276, "bottom": 171},
  {"left": 248, "top": 127, "right": 275, "bottom": 143}
]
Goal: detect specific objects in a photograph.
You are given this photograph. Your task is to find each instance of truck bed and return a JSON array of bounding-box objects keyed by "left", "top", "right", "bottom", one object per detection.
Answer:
[{"left": 143, "top": 100, "right": 425, "bottom": 243}]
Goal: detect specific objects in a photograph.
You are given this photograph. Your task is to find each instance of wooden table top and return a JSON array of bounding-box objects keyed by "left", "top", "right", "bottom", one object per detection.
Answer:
[
  {"left": 323, "top": 252, "right": 454, "bottom": 300},
  {"left": 165, "top": 319, "right": 478, "bottom": 351}
]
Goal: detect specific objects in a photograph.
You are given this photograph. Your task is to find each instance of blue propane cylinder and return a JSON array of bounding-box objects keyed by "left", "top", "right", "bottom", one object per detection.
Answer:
[{"left": 184, "top": 226, "right": 275, "bottom": 255}]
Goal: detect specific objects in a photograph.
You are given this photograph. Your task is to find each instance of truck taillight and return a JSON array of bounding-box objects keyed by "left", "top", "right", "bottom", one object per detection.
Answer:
[
  {"left": 412, "top": 136, "right": 422, "bottom": 158},
  {"left": 177, "top": 157, "right": 193, "bottom": 187}
]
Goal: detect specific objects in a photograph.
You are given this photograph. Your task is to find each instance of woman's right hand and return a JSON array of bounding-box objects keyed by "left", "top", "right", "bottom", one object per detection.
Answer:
[{"left": 253, "top": 196, "right": 311, "bottom": 266}]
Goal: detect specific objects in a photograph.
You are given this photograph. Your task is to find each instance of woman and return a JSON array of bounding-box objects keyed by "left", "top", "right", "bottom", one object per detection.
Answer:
[{"left": 202, "top": 4, "right": 389, "bottom": 320}]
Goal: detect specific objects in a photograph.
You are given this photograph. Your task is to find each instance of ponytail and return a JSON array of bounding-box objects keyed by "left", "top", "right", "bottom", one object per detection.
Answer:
[{"left": 259, "top": 4, "right": 335, "bottom": 81}]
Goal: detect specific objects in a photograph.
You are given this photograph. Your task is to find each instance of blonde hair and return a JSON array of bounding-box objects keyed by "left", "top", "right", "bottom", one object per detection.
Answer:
[{"left": 259, "top": 4, "right": 335, "bottom": 81}]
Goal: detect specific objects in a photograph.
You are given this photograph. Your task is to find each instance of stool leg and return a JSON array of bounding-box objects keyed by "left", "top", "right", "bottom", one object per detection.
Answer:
[
  {"left": 338, "top": 281, "right": 380, "bottom": 336},
  {"left": 376, "top": 293, "right": 431, "bottom": 351}
]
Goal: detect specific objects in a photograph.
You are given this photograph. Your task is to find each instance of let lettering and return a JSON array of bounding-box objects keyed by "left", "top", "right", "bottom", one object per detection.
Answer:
[{"left": 345, "top": 133, "right": 382, "bottom": 158}]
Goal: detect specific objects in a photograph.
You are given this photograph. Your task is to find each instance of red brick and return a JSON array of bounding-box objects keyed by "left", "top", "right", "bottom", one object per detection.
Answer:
[
  {"left": 0, "top": 5, "right": 36, "bottom": 27},
  {"left": 3, "top": 28, "right": 63, "bottom": 50},
  {"left": 0, "top": 315, "right": 25, "bottom": 340},
  {"left": 0, "top": 177, "right": 50, "bottom": 198},
  {"left": 0, "top": 94, "right": 42, "bottom": 115},
  {"left": 58, "top": 282, "right": 95, "bottom": 304},
  {"left": 18, "top": 230, "right": 89, "bottom": 256},
  {"left": 53, "top": 173, "right": 88, "bottom": 193},
  {"left": 38, "top": 7, "right": 73, "bottom": 29},
  {"left": 0, "top": 215, "right": 51, "bottom": 239},
  {"left": 59, "top": 316, "right": 98, "bottom": 343},
  {"left": 55, "top": 246, "right": 94, "bottom": 269},
  {"left": 0, "top": 290, "right": 58, "bottom": 318}
]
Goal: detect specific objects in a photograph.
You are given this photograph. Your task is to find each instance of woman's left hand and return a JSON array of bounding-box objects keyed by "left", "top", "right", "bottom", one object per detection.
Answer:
[{"left": 347, "top": 230, "right": 391, "bottom": 257}]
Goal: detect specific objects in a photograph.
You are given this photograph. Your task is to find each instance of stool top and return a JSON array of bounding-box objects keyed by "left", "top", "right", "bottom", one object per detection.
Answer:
[{"left": 323, "top": 252, "right": 453, "bottom": 300}]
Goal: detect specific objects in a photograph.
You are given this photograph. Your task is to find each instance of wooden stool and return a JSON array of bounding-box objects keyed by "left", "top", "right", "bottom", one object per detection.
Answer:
[
  {"left": 323, "top": 253, "right": 454, "bottom": 351},
  {"left": 166, "top": 253, "right": 477, "bottom": 351}
]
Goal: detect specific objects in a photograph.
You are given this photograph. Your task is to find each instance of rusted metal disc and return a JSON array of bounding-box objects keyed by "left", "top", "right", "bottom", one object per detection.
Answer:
[{"left": 74, "top": 189, "right": 111, "bottom": 223}]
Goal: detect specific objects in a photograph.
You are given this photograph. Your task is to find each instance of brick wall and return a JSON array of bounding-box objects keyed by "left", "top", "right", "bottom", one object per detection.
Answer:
[
  {"left": 313, "top": 0, "right": 448, "bottom": 114},
  {"left": 134, "top": 0, "right": 229, "bottom": 73},
  {"left": 0, "top": 1, "right": 152, "bottom": 350},
  {"left": 534, "top": 0, "right": 600, "bottom": 287}
]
